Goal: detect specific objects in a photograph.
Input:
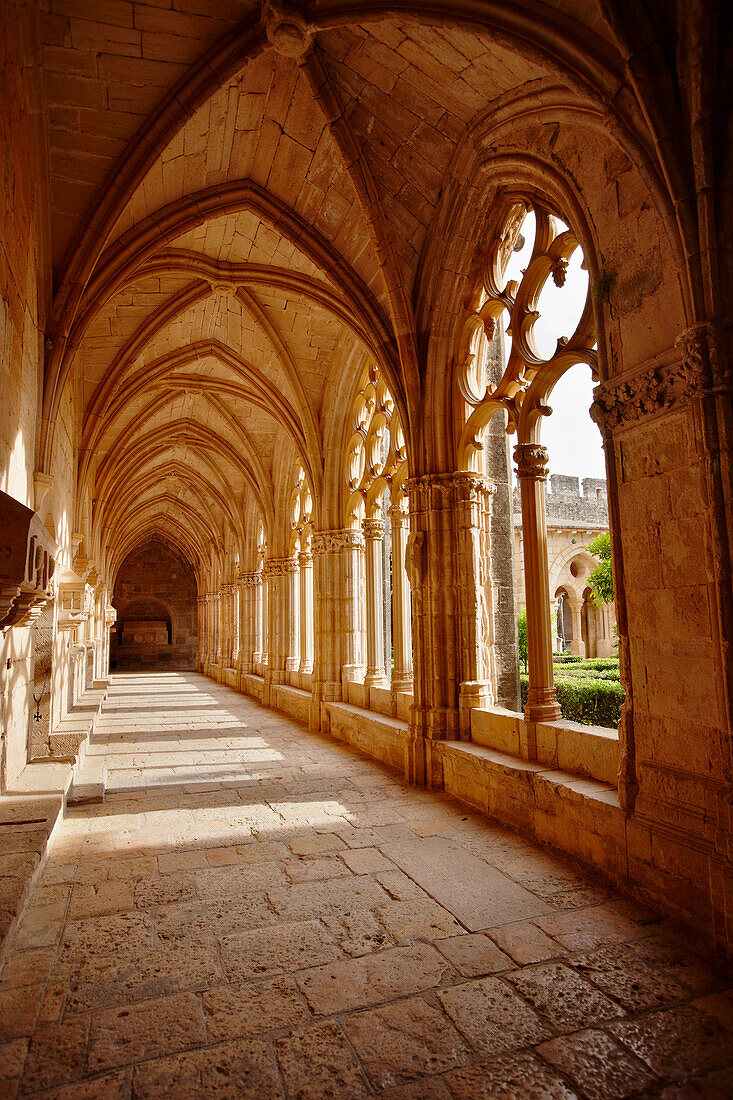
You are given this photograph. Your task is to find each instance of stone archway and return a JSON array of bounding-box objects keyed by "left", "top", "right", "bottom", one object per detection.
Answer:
[{"left": 111, "top": 541, "right": 197, "bottom": 670}]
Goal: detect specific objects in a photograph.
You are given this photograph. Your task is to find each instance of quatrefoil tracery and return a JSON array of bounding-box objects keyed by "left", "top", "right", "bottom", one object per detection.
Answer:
[
  {"left": 345, "top": 363, "right": 407, "bottom": 525},
  {"left": 457, "top": 196, "right": 598, "bottom": 471}
]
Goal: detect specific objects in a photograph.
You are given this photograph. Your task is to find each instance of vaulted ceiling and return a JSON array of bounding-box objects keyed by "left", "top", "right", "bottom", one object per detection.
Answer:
[{"left": 37, "top": 0, "right": 647, "bottom": 582}]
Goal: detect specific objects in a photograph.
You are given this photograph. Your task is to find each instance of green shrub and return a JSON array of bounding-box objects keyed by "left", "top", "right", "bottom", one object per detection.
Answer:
[
  {"left": 553, "top": 653, "right": 583, "bottom": 664},
  {"left": 520, "top": 672, "right": 624, "bottom": 729}
]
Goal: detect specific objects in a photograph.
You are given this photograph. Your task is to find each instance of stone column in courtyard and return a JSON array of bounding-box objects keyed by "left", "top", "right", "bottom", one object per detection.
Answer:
[
  {"left": 454, "top": 472, "right": 496, "bottom": 734},
  {"left": 196, "top": 595, "right": 205, "bottom": 670},
  {"left": 237, "top": 573, "right": 258, "bottom": 678},
  {"left": 262, "top": 557, "right": 298, "bottom": 704},
  {"left": 569, "top": 599, "right": 585, "bottom": 657},
  {"left": 388, "top": 500, "right": 412, "bottom": 692},
  {"left": 310, "top": 531, "right": 353, "bottom": 731},
  {"left": 299, "top": 548, "right": 314, "bottom": 675},
  {"left": 341, "top": 529, "right": 365, "bottom": 683},
  {"left": 405, "top": 472, "right": 497, "bottom": 783},
  {"left": 363, "top": 517, "right": 388, "bottom": 688},
  {"left": 514, "top": 443, "right": 562, "bottom": 725},
  {"left": 252, "top": 571, "right": 264, "bottom": 667},
  {"left": 285, "top": 559, "right": 300, "bottom": 675}
]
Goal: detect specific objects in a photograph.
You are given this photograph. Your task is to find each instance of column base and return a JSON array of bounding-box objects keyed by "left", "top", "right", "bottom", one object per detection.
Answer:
[
  {"left": 364, "top": 672, "right": 389, "bottom": 689},
  {"left": 524, "top": 700, "right": 563, "bottom": 723}
]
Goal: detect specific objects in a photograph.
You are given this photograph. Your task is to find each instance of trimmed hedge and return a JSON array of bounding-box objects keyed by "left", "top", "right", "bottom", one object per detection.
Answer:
[{"left": 521, "top": 657, "right": 625, "bottom": 729}]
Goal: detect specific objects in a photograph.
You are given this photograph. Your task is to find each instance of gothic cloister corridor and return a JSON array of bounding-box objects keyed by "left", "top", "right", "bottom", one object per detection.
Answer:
[{"left": 1, "top": 672, "right": 731, "bottom": 1098}]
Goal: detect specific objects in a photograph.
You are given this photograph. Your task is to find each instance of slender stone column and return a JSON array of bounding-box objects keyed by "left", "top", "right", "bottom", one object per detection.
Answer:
[
  {"left": 285, "top": 561, "right": 300, "bottom": 674},
  {"left": 196, "top": 594, "right": 205, "bottom": 670},
  {"left": 253, "top": 572, "right": 264, "bottom": 666},
  {"left": 388, "top": 501, "right": 412, "bottom": 691},
  {"left": 299, "top": 549, "right": 314, "bottom": 674},
  {"left": 341, "top": 529, "right": 365, "bottom": 683},
  {"left": 310, "top": 530, "right": 360, "bottom": 730},
  {"left": 237, "top": 572, "right": 260, "bottom": 674},
  {"left": 454, "top": 472, "right": 496, "bottom": 735},
  {"left": 514, "top": 443, "right": 562, "bottom": 723},
  {"left": 569, "top": 600, "right": 585, "bottom": 656},
  {"left": 262, "top": 557, "right": 298, "bottom": 703},
  {"left": 363, "top": 517, "right": 388, "bottom": 687}
]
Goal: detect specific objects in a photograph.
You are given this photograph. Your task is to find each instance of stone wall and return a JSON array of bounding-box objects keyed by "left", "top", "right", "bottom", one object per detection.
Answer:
[{"left": 111, "top": 542, "right": 198, "bottom": 670}]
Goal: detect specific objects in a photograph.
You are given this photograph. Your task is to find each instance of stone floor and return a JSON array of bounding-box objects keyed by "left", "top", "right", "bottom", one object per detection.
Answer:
[{"left": 2, "top": 672, "right": 733, "bottom": 1098}]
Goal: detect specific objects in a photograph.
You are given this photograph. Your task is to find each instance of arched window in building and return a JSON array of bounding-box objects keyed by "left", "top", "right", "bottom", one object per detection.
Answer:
[
  {"left": 455, "top": 196, "right": 618, "bottom": 727},
  {"left": 344, "top": 363, "right": 411, "bottom": 691}
]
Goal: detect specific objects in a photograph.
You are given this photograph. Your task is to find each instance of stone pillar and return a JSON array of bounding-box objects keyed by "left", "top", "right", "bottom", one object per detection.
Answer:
[
  {"left": 455, "top": 472, "right": 496, "bottom": 734},
  {"left": 299, "top": 549, "right": 314, "bottom": 674},
  {"left": 310, "top": 530, "right": 363, "bottom": 730},
  {"left": 341, "top": 529, "right": 366, "bottom": 683},
  {"left": 405, "top": 472, "right": 496, "bottom": 782},
  {"left": 262, "top": 557, "right": 298, "bottom": 704},
  {"left": 253, "top": 572, "right": 264, "bottom": 666},
  {"left": 285, "top": 561, "right": 300, "bottom": 675},
  {"left": 363, "top": 517, "right": 388, "bottom": 688},
  {"left": 514, "top": 443, "right": 561, "bottom": 724},
  {"left": 569, "top": 601, "right": 585, "bottom": 657},
  {"left": 196, "top": 594, "right": 205, "bottom": 670},
  {"left": 388, "top": 500, "right": 412, "bottom": 692},
  {"left": 237, "top": 573, "right": 259, "bottom": 676}
]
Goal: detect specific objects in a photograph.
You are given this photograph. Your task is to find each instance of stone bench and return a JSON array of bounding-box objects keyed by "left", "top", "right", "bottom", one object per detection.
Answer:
[
  {"left": 436, "top": 740, "right": 625, "bottom": 883},
  {"left": 271, "top": 684, "right": 311, "bottom": 725},
  {"left": 324, "top": 702, "right": 410, "bottom": 773}
]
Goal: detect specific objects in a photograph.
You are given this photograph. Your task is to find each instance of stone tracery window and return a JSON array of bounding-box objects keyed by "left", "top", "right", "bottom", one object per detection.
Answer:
[
  {"left": 455, "top": 196, "right": 601, "bottom": 725},
  {"left": 344, "top": 363, "right": 412, "bottom": 690}
]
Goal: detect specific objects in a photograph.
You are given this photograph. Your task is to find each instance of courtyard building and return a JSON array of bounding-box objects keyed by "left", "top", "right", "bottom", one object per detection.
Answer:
[{"left": 0, "top": 0, "right": 732, "bottom": 1094}]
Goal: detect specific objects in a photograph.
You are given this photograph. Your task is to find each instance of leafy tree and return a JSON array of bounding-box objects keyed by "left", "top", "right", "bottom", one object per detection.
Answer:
[
  {"left": 587, "top": 532, "right": 614, "bottom": 605},
  {"left": 517, "top": 608, "right": 528, "bottom": 672}
]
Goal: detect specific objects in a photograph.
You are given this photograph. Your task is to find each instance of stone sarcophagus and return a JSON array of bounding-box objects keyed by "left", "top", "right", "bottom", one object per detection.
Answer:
[{"left": 0, "top": 490, "right": 57, "bottom": 630}]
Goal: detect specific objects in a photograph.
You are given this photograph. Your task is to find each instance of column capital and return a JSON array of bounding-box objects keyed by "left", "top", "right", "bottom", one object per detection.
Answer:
[
  {"left": 312, "top": 529, "right": 365, "bottom": 554},
  {"left": 513, "top": 443, "right": 549, "bottom": 481},
  {"left": 238, "top": 571, "right": 262, "bottom": 588},
  {"left": 362, "top": 517, "right": 386, "bottom": 540},
  {"left": 405, "top": 471, "right": 495, "bottom": 510},
  {"left": 298, "top": 550, "right": 313, "bottom": 568},
  {"left": 263, "top": 556, "right": 298, "bottom": 577}
]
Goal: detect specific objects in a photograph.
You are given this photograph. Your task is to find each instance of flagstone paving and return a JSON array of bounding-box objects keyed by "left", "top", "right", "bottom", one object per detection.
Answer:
[{"left": 1, "top": 671, "right": 732, "bottom": 1097}]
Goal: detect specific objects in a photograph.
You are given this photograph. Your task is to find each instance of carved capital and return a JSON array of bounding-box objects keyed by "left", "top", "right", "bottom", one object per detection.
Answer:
[
  {"left": 263, "top": 556, "right": 298, "bottom": 577},
  {"left": 298, "top": 551, "right": 313, "bottom": 568},
  {"left": 362, "top": 518, "right": 385, "bottom": 541},
  {"left": 513, "top": 444, "right": 549, "bottom": 481},
  {"left": 238, "top": 571, "right": 262, "bottom": 588},
  {"left": 311, "top": 529, "right": 365, "bottom": 554},
  {"left": 591, "top": 324, "right": 732, "bottom": 433}
]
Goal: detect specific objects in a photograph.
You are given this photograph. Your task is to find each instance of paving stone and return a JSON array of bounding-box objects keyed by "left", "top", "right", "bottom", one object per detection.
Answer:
[
  {"left": 20, "top": 1018, "right": 89, "bottom": 1093},
  {"left": 380, "top": 837, "right": 552, "bottom": 930},
  {"left": 570, "top": 942, "right": 690, "bottom": 1011},
  {"left": 320, "top": 909, "right": 391, "bottom": 957},
  {"left": 438, "top": 976, "right": 551, "bottom": 1055},
  {"left": 375, "top": 898, "right": 464, "bottom": 944},
  {"left": 203, "top": 976, "right": 311, "bottom": 1041},
  {"left": 538, "top": 1028, "right": 658, "bottom": 1099},
  {"left": 275, "top": 1021, "right": 370, "bottom": 1098},
  {"left": 374, "top": 868, "right": 425, "bottom": 900},
  {"left": 507, "top": 961, "right": 625, "bottom": 1030},
  {"left": 195, "top": 862, "right": 289, "bottom": 898},
  {"left": 132, "top": 1038, "right": 283, "bottom": 1098},
  {"left": 285, "top": 856, "right": 352, "bottom": 883},
  {"left": 443, "top": 1051, "right": 579, "bottom": 1098},
  {"left": 340, "top": 847, "right": 396, "bottom": 874},
  {"left": 289, "top": 835, "right": 346, "bottom": 856},
  {"left": 88, "top": 991, "right": 206, "bottom": 1071},
  {"left": 382, "top": 1079, "right": 454, "bottom": 1099},
  {"left": 435, "top": 932, "right": 513, "bottom": 977},
  {"left": 0, "top": 947, "right": 55, "bottom": 990},
  {"left": 343, "top": 996, "right": 471, "bottom": 1088},
  {"left": 609, "top": 1004, "right": 733, "bottom": 1078},
  {"left": 155, "top": 896, "right": 276, "bottom": 943},
  {"left": 297, "top": 943, "right": 452, "bottom": 1014},
  {"left": 221, "top": 920, "right": 342, "bottom": 980},
  {"left": 46, "top": 1068, "right": 131, "bottom": 1098},
  {"left": 67, "top": 882, "right": 135, "bottom": 919},
  {"left": 267, "top": 875, "right": 390, "bottom": 920},
  {"left": 133, "top": 871, "right": 199, "bottom": 907},
  {"left": 0, "top": 984, "right": 44, "bottom": 1040},
  {"left": 487, "top": 921, "right": 568, "bottom": 965},
  {"left": 535, "top": 904, "right": 648, "bottom": 952},
  {"left": 61, "top": 910, "right": 156, "bottom": 956}
]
